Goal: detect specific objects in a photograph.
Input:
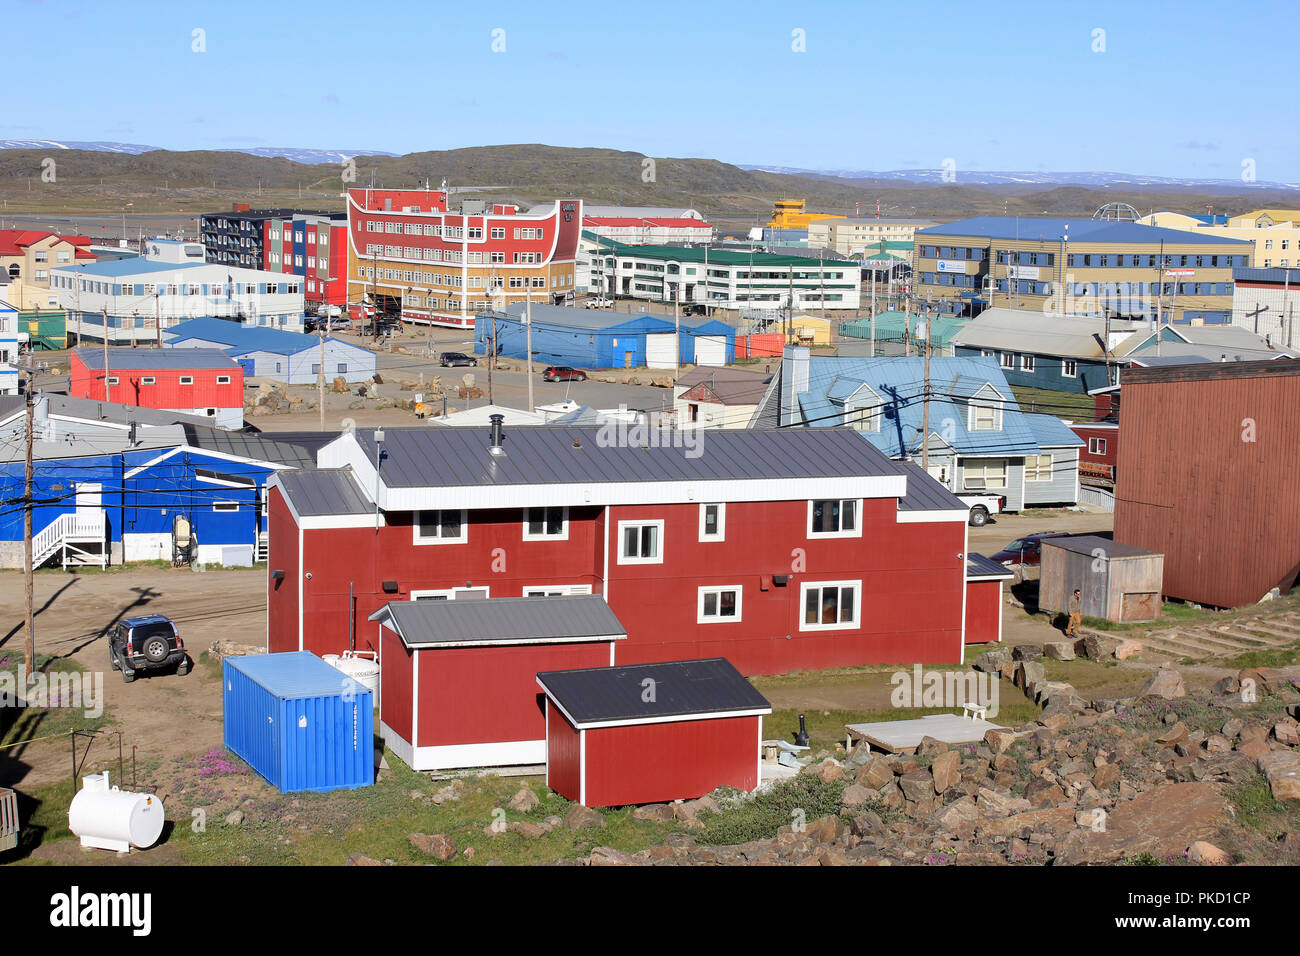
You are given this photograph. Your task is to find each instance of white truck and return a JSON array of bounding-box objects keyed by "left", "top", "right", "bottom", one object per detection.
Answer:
[{"left": 957, "top": 493, "right": 1007, "bottom": 527}]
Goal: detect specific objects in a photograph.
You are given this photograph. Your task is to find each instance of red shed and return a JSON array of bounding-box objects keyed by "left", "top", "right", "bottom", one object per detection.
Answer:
[
  {"left": 537, "top": 658, "right": 771, "bottom": 808},
  {"left": 964, "top": 553, "right": 1015, "bottom": 644},
  {"left": 69, "top": 347, "right": 245, "bottom": 429},
  {"left": 369, "top": 595, "right": 624, "bottom": 771}
]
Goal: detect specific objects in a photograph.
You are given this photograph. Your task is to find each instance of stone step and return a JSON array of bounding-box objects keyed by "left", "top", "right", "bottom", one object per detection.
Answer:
[
  {"left": 1238, "top": 622, "right": 1300, "bottom": 641},
  {"left": 1155, "top": 629, "right": 1252, "bottom": 657},
  {"left": 1217, "top": 627, "right": 1292, "bottom": 647},
  {"left": 1134, "top": 635, "right": 1201, "bottom": 659}
]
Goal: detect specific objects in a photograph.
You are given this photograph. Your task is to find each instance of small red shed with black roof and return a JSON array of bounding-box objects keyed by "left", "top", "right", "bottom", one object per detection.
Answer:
[
  {"left": 537, "top": 657, "right": 771, "bottom": 807},
  {"left": 964, "top": 553, "right": 1015, "bottom": 644}
]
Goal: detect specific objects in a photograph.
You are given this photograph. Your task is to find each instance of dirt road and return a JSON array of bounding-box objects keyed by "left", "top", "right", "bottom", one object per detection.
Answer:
[{"left": 0, "top": 566, "right": 264, "bottom": 789}]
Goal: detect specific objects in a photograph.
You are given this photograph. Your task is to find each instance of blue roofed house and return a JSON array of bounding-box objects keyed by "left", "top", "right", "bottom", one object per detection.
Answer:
[
  {"left": 752, "top": 347, "right": 1082, "bottom": 510},
  {"left": 0, "top": 394, "right": 322, "bottom": 568},
  {"left": 163, "top": 316, "right": 376, "bottom": 385}
]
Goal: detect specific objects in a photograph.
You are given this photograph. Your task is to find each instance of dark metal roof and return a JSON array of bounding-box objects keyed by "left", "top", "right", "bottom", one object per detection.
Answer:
[
  {"left": 675, "top": 367, "right": 773, "bottom": 405},
  {"left": 1123, "top": 358, "right": 1300, "bottom": 385},
  {"left": 180, "top": 423, "right": 318, "bottom": 469},
  {"left": 1042, "top": 535, "right": 1161, "bottom": 559},
  {"left": 1233, "top": 266, "right": 1300, "bottom": 284},
  {"left": 369, "top": 596, "right": 626, "bottom": 648},
  {"left": 896, "top": 461, "right": 967, "bottom": 512},
  {"left": 353, "top": 425, "right": 906, "bottom": 488},
  {"left": 277, "top": 468, "right": 373, "bottom": 516},
  {"left": 74, "top": 347, "right": 240, "bottom": 371},
  {"left": 0, "top": 395, "right": 23, "bottom": 423},
  {"left": 967, "top": 552, "right": 1014, "bottom": 579},
  {"left": 537, "top": 657, "right": 771, "bottom": 725},
  {"left": 43, "top": 394, "right": 213, "bottom": 428}
]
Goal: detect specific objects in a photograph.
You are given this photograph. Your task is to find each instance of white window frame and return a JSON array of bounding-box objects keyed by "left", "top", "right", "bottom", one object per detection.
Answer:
[
  {"left": 697, "top": 585, "right": 743, "bottom": 624},
  {"left": 799, "top": 580, "right": 861, "bottom": 632},
  {"left": 1088, "top": 437, "right": 1107, "bottom": 455},
  {"left": 999, "top": 352, "right": 1015, "bottom": 369},
  {"left": 521, "top": 584, "right": 593, "bottom": 597},
  {"left": 1062, "top": 359, "right": 1077, "bottom": 378},
  {"left": 698, "top": 502, "right": 726, "bottom": 542},
  {"left": 213, "top": 501, "right": 240, "bottom": 513},
  {"left": 413, "top": 508, "right": 469, "bottom": 545},
  {"left": 106, "top": 376, "right": 120, "bottom": 385},
  {"left": 962, "top": 459, "right": 1008, "bottom": 490},
  {"left": 807, "top": 499, "right": 862, "bottom": 539},
  {"left": 216, "top": 375, "right": 231, "bottom": 384},
  {"left": 522, "top": 506, "right": 569, "bottom": 541},
  {"left": 1025, "top": 453, "right": 1053, "bottom": 482},
  {"left": 1020, "top": 354, "right": 1036, "bottom": 372},
  {"left": 140, "top": 376, "right": 156, "bottom": 385},
  {"left": 617, "top": 519, "right": 664, "bottom": 565},
  {"left": 410, "top": 586, "right": 490, "bottom": 601},
  {"left": 179, "top": 375, "right": 194, "bottom": 385}
]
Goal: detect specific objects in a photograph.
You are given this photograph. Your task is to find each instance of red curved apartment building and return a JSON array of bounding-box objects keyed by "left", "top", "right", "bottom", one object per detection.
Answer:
[{"left": 345, "top": 187, "right": 582, "bottom": 329}]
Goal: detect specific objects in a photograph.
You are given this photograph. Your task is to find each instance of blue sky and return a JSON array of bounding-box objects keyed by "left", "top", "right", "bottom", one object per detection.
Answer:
[{"left": 9, "top": 0, "right": 1297, "bottom": 181}]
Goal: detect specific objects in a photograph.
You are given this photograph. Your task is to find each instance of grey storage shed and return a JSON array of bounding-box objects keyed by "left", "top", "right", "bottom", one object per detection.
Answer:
[{"left": 1040, "top": 535, "right": 1165, "bottom": 623}]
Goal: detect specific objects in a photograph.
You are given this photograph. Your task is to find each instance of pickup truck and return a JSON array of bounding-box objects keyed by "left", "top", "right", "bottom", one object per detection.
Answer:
[{"left": 957, "top": 493, "right": 1006, "bottom": 527}]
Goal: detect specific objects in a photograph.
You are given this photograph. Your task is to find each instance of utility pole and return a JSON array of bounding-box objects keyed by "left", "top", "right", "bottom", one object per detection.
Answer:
[
  {"left": 921, "top": 303, "right": 932, "bottom": 472},
  {"left": 673, "top": 284, "right": 681, "bottom": 379},
  {"left": 22, "top": 364, "right": 35, "bottom": 675},
  {"left": 101, "top": 307, "right": 110, "bottom": 399},
  {"left": 904, "top": 282, "right": 912, "bottom": 357},
  {"left": 318, "top": 323, "right": 326, "bottom": 431},
  {"left": 155, "top": 294, "right": 161, "bottom": 349},
  {"left": 525, "top": 286, "right": 534, "bottom": 413}
]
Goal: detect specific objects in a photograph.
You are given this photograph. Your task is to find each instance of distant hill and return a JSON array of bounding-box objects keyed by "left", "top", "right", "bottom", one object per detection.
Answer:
[
  {"left": 0, "top": 140, "right": 397, "bottom": 164},
  {"left": 3, "top": 142, "right": 1300, "bottom": 222}
]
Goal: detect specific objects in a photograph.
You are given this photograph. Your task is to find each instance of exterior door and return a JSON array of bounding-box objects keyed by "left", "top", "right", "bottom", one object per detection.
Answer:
[
  {"left": 694, "top": 335, "right": 726, "bottom": 366},
  {"left": 645, "top": 333, "right": 676, "bottom": 369},
  {"left": 75, "top": 483, "right": 102, "bottom": 514}
]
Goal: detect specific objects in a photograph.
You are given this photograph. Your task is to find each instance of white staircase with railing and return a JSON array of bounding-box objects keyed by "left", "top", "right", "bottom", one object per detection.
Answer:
[{"left": 33, "top": 510, "right": 108, "bottom": 569}]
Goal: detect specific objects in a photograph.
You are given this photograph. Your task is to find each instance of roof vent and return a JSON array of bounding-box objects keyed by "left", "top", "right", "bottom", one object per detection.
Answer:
[{"left": 488, "top": 413, "right": 506, "bottom": 456}]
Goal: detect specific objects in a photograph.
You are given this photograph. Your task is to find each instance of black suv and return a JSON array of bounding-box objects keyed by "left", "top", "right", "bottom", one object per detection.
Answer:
[
  {"left": 109, "top": 615, "right": 190, "bottom": 683},
  {"left": 439, "top": 352, "right": 477, "bottom": 367}
]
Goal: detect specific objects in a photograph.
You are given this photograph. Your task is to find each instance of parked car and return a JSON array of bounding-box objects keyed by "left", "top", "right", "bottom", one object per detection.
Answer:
[
  {"left": 108, "top": 614, "right": 189, "bottom": 683},
  {"left": 989, "top": 532, "right": 1071, "bottom": 582},
  {"left": 585, "top": 297, "right": 613, "bottom": 309},
  {"left": 543, "top": 366, "right": 588, "bottom": 382},
  {"left": 439, "top": 352, "right": 478, "bottom": 368},
  {"left": 957, "top": 493, "right": 1007, "bottom": 527}
]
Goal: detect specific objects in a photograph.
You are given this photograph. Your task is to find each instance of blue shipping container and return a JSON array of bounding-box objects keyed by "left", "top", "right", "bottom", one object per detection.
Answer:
[{"left": 222, "top": 651, "right": 374, "bottom": 794}]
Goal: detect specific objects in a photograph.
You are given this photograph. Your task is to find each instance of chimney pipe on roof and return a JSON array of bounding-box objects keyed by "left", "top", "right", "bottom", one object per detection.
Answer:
[{"left": 488, "top": 413, "right": 505, "bottom": 456}]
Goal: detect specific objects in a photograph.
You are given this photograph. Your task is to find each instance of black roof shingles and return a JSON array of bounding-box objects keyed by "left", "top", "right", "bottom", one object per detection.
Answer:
[{"left": 537, "top": 658, "right": 771, "bottom": 725}]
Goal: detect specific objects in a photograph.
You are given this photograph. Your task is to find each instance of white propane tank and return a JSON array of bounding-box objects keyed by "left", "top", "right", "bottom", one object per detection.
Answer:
[
  {"left": 67, "top": 772, "right": 165, "bottom": 853},
  {"left": 328, "top": 651, "right": 380, "bottom": 704}
]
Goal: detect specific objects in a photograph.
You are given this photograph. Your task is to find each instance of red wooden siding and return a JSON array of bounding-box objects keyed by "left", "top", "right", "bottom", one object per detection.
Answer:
[
  {"left": 266, "top": 488, "right": 299, "bottom": 653},
  {"left": 545, "top": 703, "right": 582, "bottom": 801},
  {"left": 964, "top": 579, "right": 1002, "bottom": 644},
  {"left": 272, "top": 496, "right": 967, "bottom": 674},
  {"left": 410, "top": 641, "right": 611, "bottom": 748},
  {"left": 380, "top": 627, "right": 413, "bottom": 742},
  {"left": 581, "top": 715, "right": 760, "bottom": 807},
  {"left": 69, "top": 352, "right": 242, "bottom": 409},
  {"left": 1114, "top": 362, "right": 1300, "bottom": 607}
]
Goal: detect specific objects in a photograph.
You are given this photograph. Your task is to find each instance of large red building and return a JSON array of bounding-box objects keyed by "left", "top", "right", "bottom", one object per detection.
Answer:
[
  {"left": 69, "top": 347, "right": 245, "bottom": 429},
  {"left": 265, "top": 425, "right": 978, "bottom": 676},
  {"left": 345, "top": 187, "right": 582, "bottom": 328},
  {"left": 1115, "top": 360, "right": 1300, "bottom": 607}
]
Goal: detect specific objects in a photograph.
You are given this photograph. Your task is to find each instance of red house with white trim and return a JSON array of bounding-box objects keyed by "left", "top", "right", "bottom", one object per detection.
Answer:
[
  {"left": 964, "top": 554, "right": 1014, "bottom": 644},
  {"left": 538, "top": 658, "right": 771, "bottom": 807},
  {"left": 69, "top": 347, "right": 245, "bottom": 429},
  {"left": 265, "top": 423, "right": 976, "bottom": 676},
  {"left": 368, "top": 595, "right": 624, "bottom": 770}
]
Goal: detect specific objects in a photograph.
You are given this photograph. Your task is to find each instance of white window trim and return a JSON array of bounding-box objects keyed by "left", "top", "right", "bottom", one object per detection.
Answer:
[
  {"left": 1088, "top": 437, "right": 1107, "bottom": 455},
  {"left": 521, "top": 584, "right": 593, "bottom": 597},
  {"left": 962, "top": 459, "right": 1009, "bottom": 491},
  {"left": 410, "top": 586, "right": 490, "bottom": 601},
  {"left": 799, "top": 580, "right": 862, "bottom": 632},
  {"left": 179, "top": 375, "right": 194, "bottom": 385},
  {"left": 140, "top": 376, "right": 156, "bottom": 385},
  {"left": 413, "top": 509, "right": 469, "bottom": 545},
  {"left": 216, "top": 375, "right": 231, "bottom": 384},
  {"left": 1061, "top": 360, "right": 1078, "bottom": 378},
  {"left": 697, "top": 585, "right": 743, "bottom": 624},
  {"left": 213, "top": 501, "right": 240, "bottom": 512},
  {"left": 522, "top": 505, "right": 569, "bottom": 542},
  {"left": 106, "top": 376, "right": 120, "bottom": 385},
  {"left": 806, "top": 499, "right": 863, "bottom": 539},
  {"left": 1025, "top": 453, "right": 1053, "bottom": 482},
  {"left": 698, "top": 502, "right": 726, "bottom": 542},
  {"left": 616, "top": 519, "right": 665, "bottom": 565}
]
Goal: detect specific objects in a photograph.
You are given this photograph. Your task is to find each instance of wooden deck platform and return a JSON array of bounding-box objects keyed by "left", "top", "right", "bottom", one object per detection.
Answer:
[{"left": 844, "top": 713, "right": 1006, "bottom": 754}]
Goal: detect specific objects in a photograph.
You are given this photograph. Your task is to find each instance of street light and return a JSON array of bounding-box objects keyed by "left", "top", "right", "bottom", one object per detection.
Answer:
[{"left": 373, "top": 428, "right": 385, "bottom": 530}]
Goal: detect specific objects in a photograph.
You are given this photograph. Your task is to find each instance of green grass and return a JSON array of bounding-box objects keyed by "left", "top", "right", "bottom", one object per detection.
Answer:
[
  {"left": 696, "top": 775, "right": 849, "bottom": 846},
  {"left": 0, "top": 653, "right": 108, "bottom": 751},
  {"left": 1218, "top": 646, "right": 1300, "bottom": 670}
]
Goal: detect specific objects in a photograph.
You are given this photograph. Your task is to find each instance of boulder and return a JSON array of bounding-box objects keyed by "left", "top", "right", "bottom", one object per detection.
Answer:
[
  {"left": 815, "top": 759, "right": 845, "bottom": 783},
  {"left": 898, "top": 771, "right": 934, "bottom": 803},
  {"left": 856, "top": 756, "right": 895, "bottom": 791},
  {"left": 934, "top": 796, "right": 979, "bottom": 830},
  {"left": 844, "top": 741, "right": 875, "bottom": 768},
  {"left": 564, "top": 804, "right": 607, "bottom": 830},
  {"left": 841, "top": 784, "right": 874, "bottom": 808},
  {"left": 1139, "top": 669, "right": 1187, "bottom": 700},
  {"left": 1114, "top": 639, "right": 1144, "bottom": 660},
  {"left": 1015, "top": 661, "right": 1046, "bottom": 692},
  {"left": 631, "top": 804, "right": 675, "bottom": 823},
  {"left": 1273, "top": 722, "right": 1300, "bottom": 747},
  {"left": 409, "top": 833, "right": 456, "bottom": 860},
  {"left": 1054, "top": 783, "right": 1228, "bottom": 865},
  {"left": 931, "top": 750, "right": 961, "bottom": 794},
  {"left": 507, "top": 788, "right": 540, "bottom": 813},
  {"left": 1155, "top": 721, "right": 1189, "bottom": 749},
  {"left": 1012, "top": 644, "right": 1043, "bottom": 662},
  {"left": 510, "top": 821, "right": 551, "bottom": 838},
  {"left": 589, "top": 846, "right": 635, "bottom": 866},
  {"left": 345, "top": 852, "right": 383, "bottom": 866},
  {"left": 1258, "top": 750, "right": 1300, "bottom": 801},
  {"left": 1187, "top": 841, "right": 1231, "bottom": 865},
  {"left": 1043, "top": 641, "right": 1076, "bottom": 661},
  {"left": 984, "top": 728, "right": 1018, "bottom": 754},
  {"left": 917, "top": 736, "right": 949, "bottom": 757},
  {"left": 850, "top": 810, "right": 884, "bottom": 836},
  {"left": 1093, "top": 763, "right": 1121, "bottom": 790},
  {"left": 973, "top": 647, "right": 1013, "bottom": 673},
  {"left": 1082, "top": 634, "right": 1119, "bottom": 660}
]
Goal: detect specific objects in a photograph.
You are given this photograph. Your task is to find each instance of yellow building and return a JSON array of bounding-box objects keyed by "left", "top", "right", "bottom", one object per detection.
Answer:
[
  {"left": 788, "top": 314, "right": 833, "bottom": 346},
  {"left": 767, "top": 199, "right": 844, "bottom": 230},
  {"left": 1139, "top": 210, "right": 1300, "bottom": 270}
]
